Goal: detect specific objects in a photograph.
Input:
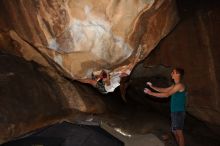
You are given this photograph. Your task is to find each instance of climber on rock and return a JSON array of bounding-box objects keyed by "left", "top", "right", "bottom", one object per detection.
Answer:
[
  {"left": 78, "top": 45, "right": 143, "bottom": 101},
  {"left": 78, "top": 65, "right": 133, "bottom": 96}
]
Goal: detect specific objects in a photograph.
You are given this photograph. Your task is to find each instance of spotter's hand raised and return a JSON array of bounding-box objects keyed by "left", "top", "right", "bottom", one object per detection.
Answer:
[
  {"left": 144, "top": 88, "right": 152, "bottom": 94},
  {"left": 146, "top": 82, "right": 152, "bottom": 87}
]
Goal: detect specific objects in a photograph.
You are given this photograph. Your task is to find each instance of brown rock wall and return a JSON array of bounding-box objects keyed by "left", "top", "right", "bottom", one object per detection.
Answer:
[
  {"left": 144, "top": 0, "right": 220, "bottom": 125},
  {"left": 0, "top": 54, "right": 106, "bottom": 142}
]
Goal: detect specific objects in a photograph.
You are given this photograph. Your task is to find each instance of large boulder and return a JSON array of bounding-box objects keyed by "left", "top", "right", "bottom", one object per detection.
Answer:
[
  {"left": 0, "top": 0, "right": 178, "bottom": 79},
  {"left": 0, "top": 53, "right": 106, "bottom": 143},
  {"left": 0, "top": 0, "right": 179, "bottom": 142}
]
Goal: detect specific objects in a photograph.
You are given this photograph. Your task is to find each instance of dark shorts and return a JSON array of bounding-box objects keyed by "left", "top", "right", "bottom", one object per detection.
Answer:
[
  {"left": 96, "top": 81, "right": 107, "bottom": 94},
  {"left": 171, "top": 111, "right": 185, "bottom": 132}
]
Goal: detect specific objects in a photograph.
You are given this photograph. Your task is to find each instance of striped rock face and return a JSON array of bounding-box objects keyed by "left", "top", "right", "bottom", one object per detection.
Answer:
[{"left": 0, "top": 0, "right": 178, "bottom": 79}]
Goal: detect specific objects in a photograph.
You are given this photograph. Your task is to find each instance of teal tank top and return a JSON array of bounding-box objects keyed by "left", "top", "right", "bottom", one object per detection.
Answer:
[{"left": 171, "top": 91, "right": 186, "bottom": 112}]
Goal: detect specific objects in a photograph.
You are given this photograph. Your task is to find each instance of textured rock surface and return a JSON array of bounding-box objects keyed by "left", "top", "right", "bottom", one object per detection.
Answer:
[
  {"left": 0, "top": 53, "right": 106, "bottom": 142},
  {"left": 143, "top": 0, "right": 220, "bottom": 125},
  {"left": 0, "top": 0, "right": 179, "bottom": 143},
  {"left": 0, "top": 0, "right": 178, "bottom": 79}
]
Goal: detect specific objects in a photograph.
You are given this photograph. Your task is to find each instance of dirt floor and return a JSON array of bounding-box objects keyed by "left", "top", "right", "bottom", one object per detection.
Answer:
[{"left": 71, "top": 94, "right": 220, "bottom": 146}]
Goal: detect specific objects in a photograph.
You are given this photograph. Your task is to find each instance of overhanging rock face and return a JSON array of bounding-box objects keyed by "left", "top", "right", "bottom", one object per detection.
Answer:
[
  {"left": 0, "top": 0, "right": 179, "bottom": 79},
  {"left": 0, "top": 1, "right": 179, "bottom": 141}
]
